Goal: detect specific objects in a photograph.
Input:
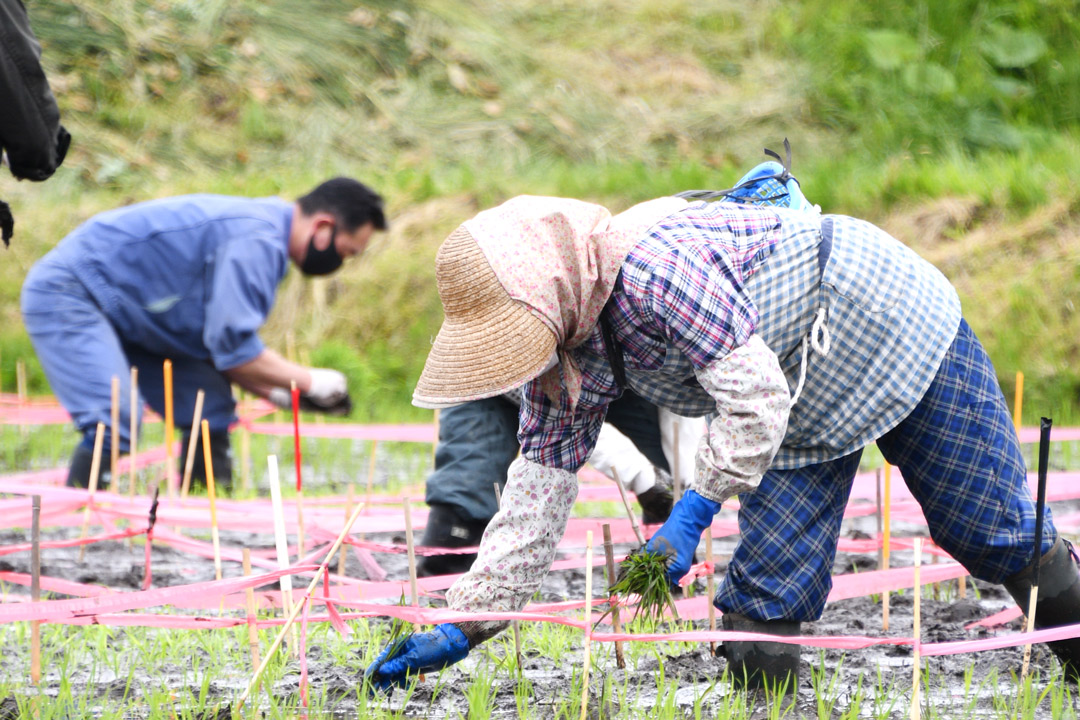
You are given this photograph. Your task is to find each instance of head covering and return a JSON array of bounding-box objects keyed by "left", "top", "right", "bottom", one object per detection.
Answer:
[{"left": 413, "top": 195, "right": 687, "bottom": 409}]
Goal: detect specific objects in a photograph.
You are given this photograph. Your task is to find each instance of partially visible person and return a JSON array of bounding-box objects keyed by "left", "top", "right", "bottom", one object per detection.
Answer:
[
  {"left": 418, "top": 387, "right": 703, "bottom": 576},
  {"left": 367, "top": 189, "right": 1079, "bottom": 693},
  {"left": 0, "top": 0, "right": 72, "bottom": 246},
  {"left": 21, "top": 179, "right": 386, "bottom": 488}
]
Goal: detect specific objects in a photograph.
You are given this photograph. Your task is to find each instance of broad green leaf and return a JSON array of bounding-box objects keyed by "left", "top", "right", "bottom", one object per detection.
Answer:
[
  {"left": 863, "top": 29, "right": 920, "bottom": 71},
  {"left": 978, "top": 25, "right": 1047, "bottom": 68},
  {"left": 901, "top": 62, "right": 956, "bottom": 97}
]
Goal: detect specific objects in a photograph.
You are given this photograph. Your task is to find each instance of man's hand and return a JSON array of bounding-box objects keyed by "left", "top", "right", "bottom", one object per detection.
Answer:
[
  {"left": 363, "top": 624, "right": 470, "bottom": 694},
  {"left": 1, "top": 200, "right": 13, "bottom": 246},
  {"left": 643, "top": 489, "right": 721, "bottom": 587},
  {"left": 266, "top": 367, "right": 352, "bottom": 415}
]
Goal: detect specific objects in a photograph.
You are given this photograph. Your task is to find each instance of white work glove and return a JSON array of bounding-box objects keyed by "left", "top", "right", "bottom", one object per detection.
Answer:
[
  {"left": 267, "top": 368, "right": 352, "bottom": 416},
  {"left": 307, "top": 368, "right": 349, "bottom": 405}
]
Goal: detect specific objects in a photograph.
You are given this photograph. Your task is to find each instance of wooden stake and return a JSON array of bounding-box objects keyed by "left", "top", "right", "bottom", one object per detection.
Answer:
[
  {"left": 611, "top": 468, "right": 645, "bottom": 545},
  {"left": 338, "top": 484, "right": 354, "bottom": 579},
  {"left": 77, "top": 423, "right": 106, "bottom": 563},
  {"left": 403, "top": 499, "right": 420, "bottom": 619},
  {"left": 705, "top": 527, "right": 717, "bottom": 656},
  {"left": 201, "top": 420, "right": 222, "bottom": 582},
  {"left": 128, "top": 366, "right": 139, "bottom": 499},
  {"left": 882, "top": 462, "right": 892, "bottom": 631},
  {"left": 242, "top": 548, "right": 262, "bottom": 671},
  {"left": 15, "top": 358, "right": 27, "bottom": 403},
  {"left": 579, "top": 530, "right": 594, "bottom": 720},
  {"left": 601, "top": 523, "right": 625, "bottom": 669},
  {"left": 180, "top": 390, "right": 205, "bottom": 499},
  {"left": 495, "top": 483, "right": 524, "bottom": 673},
  {"left": 239, "top": 421, "right": 251, "bottom": 493},
  {"left": 163, "top": 359, "right": 176, "bottom": 499},
  {"left": 1013, "top": 371, "right": 1024, "bottom": 430},
  {"left": 365, "top": 440, "right": 378, "bottom": 512},
  {"left": 235, "top": 499, "right": 367, "bottom": 712},
  {"left": 671, "top": 419, "right": 682, "bottom": 502},
  {"left": 110, "top": 375, "right": 120, "bottom": 484},
  {"left": 911, "top": 538, "right": 922, "bottom": 720},
  {"left": 267, "top": 455, "right": 296, "bottom": 648},
  {"left": 30, "top": 495, "right": 41, "bottom": 686}
]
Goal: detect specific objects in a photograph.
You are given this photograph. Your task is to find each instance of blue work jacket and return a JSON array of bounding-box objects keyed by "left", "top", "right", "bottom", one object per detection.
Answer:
[{"left": 47, "top": 194, "right": 294, "bottom": 370}]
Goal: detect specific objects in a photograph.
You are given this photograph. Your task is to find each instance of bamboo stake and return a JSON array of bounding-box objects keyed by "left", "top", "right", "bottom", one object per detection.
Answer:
[
  {"left": 338, "top": 484, "right": 354, "bottom": 579},
  {"left": 30, "top": 495, "right": 41, "bottom": 686},
  {"left": 15, "top": 358, "right": 26, "bottom": 403},
  {"left": 1020, "top": 417, "right": 1052, "bottom": 681},
  {"left": 1013, "top": 371, "right": 1024, "bottom": 430},
  {"left": 128, "top": 366, "right": 139, "bottom": 499},
  {"left": 242, "top": 549, "right": 261, "bottom": 671},
  {"left": 602, "top": 523, "right": 625, "bottom": 669},
  {"left": 671, "top": 419, "right": 681, "bottom": 503},
  {"left": 365, "top": 440, "right": 378, "bottom": 512},
  {"left": 15, "top": 359, "right": 26, "bottom": 436},
  {"left": 579, "top": 530, "right": 594, "bottom": 720},
  {"left": 201, "top": 420, "right": 222, "bottom": 582},
  {"left": 402, "top": 497, "right": 427, "bottom": 683},
  {"left": 495, "top": 483, "right": 524, "bottom": 673},
  {"left": 611, "top": 468, "right": 645, "bottom": 545},
  {"left": 77, "top": 423, "right": 106, "bottom": 563},
  {"left": 180, "top": 390, "right": 205, "bottom": 499},
  {"left": 291, "top": 381, "right": 306, "bottom": 558},
  {"left": 239, "top": 420, "right": 251, "bottom": 493},
  {"left": 705, "top": 527, "right": 717, "bottom": 656},
  {"left": 163, "top": 359, "right": 176, "bottom": 499},
  {"left": 882, "top": 462, "right": 892, "bottom": 631},
  {"left": 911, "top": 538, "right": 922, "bottom": 720},
  {"left": 110, "top": 375, "right": 120, "bottom": 485},
  {"left": 403, "top": 499, "right": 420, "bottom": 621},
  {"left": 267, "top": 455, "right": 296, "bottom": 650},
  {"left": 235, "top": 498, "right": 367, "bottom": 712}
]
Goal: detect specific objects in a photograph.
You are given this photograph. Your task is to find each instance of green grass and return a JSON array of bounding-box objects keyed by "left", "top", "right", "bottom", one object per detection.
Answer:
[{"left": 0, "top": 0, "right": 1078, "bottom": 423}]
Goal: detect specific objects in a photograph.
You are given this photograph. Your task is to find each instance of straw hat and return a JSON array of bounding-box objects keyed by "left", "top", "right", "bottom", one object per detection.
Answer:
[{"left": 412, "top": 227, "right": 557, "bottom": 408}]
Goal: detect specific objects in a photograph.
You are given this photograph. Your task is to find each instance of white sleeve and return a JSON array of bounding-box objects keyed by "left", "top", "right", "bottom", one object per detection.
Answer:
[
  {"left": 587, "top": 423, "right": 659, "bottom": 495},
  {"left": 690, "top": 334, "right": 790, "bottom": 504},
  {"left": 658, "top": 408, "right": 706, "bottom": 491},
  {"left": 446, "top": 457, "right": 579, "bottom": 612}
]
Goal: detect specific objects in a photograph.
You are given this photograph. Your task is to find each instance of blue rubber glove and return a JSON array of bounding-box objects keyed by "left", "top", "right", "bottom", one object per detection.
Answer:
[
  {"left": 645, "top": 489, "right": 722, "bottom": 587},
  {"left": 363, "top": 623, "right": 470, "bottom": 693}
]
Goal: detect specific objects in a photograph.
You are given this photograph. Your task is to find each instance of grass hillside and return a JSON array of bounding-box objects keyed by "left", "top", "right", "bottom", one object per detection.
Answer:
[{"left": 1, "top": 0, "right": 1078, "bottom": 421}]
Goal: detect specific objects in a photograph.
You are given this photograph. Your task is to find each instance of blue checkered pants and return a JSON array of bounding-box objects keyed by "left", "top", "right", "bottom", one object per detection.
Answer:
[{"left": 714, "top": 319, "right": 1057, "bottom": 622}]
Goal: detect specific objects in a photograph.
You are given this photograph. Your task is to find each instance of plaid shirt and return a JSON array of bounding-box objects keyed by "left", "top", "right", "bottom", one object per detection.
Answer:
[{"left": 519, "top": 201, "right": 961, "bottom": 472}]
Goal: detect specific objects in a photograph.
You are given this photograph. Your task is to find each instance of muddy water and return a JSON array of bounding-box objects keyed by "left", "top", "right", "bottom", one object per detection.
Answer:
[
  {"left": 2, "top": 472, "right": 1078, "bottom": 718},
  {"left": 2, "top": 522, "right": 1076, "bottom": 719}
]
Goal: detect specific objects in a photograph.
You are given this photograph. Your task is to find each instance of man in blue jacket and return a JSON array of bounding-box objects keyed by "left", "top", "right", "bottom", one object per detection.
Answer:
[{"left": 21, "top": 178, "right": 385, "bottom": 487}]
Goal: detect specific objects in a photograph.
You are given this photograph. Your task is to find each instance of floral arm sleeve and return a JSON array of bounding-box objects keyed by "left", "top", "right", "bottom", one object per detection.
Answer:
[
  {"left": 690, "top": 334, "right": 789, "bottom": 504},
  {"left": 447, "top": 358, "right": 613, "bottom": 645},
  {"left": 446, "top": 457, "right": 579, "bottom": 644}
]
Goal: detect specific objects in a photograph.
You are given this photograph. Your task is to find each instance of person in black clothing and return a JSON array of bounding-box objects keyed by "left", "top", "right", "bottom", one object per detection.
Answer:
[{"left": 1, "top": 0, "right": 72, "bottom": 246}]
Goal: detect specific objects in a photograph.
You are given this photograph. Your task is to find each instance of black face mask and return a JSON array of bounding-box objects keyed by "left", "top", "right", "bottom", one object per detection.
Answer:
[{"left": 300, "top": 224, "right": 343, "bottom": 276}]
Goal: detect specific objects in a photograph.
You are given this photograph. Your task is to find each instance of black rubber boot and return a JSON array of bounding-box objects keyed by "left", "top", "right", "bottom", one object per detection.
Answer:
[
  {"left": 66, "top": 444, "right": 95, "bottom": 488},
  {"left": 636, "top": 469, "right": 674, "bottom": 525},
  {"left": 1003, "top": 537, "right": 1080, "bottom": 683},
  {"left": 416, "top": 504, "right": 488, "bottom": 578},
  {"left": 180, "top": 429, "right": 233, "bottom": 492},
  {"left": 720, "top": 612, "right": 802, "bottom": 692}
]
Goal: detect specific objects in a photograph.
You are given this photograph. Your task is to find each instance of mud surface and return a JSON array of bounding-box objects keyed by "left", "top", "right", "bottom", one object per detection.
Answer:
[{"left": 2, "top": 494, "right": 1079, "bottom": 718}]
